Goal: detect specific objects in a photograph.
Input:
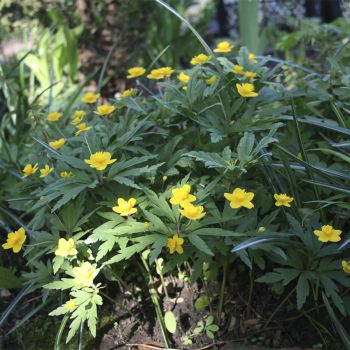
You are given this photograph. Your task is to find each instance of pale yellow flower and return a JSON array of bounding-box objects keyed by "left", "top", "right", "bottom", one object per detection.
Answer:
[
  {"left": 2, "top": 227, "right": 26, "bottom": 253},
  {"left": 248, "top": 53, "right": 258, "bottom": 63},
  {"left": 55, "top": 238, "right": 78, "bottom": 257},
  {"left": 49, "top": 138, "right": 65, "bottom": 150},
  {"left": 120, "top": 88, "right": 135, "bottom": 98},
  {"left": 127, "top": 67, "right": 146, "bottom": 79},
  {"left": 190, "top": 54, "right": 211, "bottom": 65},
  {"left": 274, "top": 194, "right": 294, "bottom": 207},
  {"left": 314, "top": 225, "right": 342, "bottom": 243},
  {"left": 84, "top": 151, "right": 117, "bottom": 171},
  {"left": 180, "top": 203, "right": 206, "bottom": 220},
  {"left": 112, "top": 198, "right": 137, "bottom": 216},
  {"left": 177, "top": 72, "right": 190, "bottom": 83},
  {"left": 22, "top": 163, "right": 38, "bottom": 178},
  {"left": 167, "top": 234, "right": 184, "bottom": 254},
  {"left": 65, "top": 299, "right": 76, "bottom": 311},
  {"left": 94, "top": 105, "right": 116, "bottom": 116},
  {"left": 244, "top": 71, "right": 257, "bottom": 80},
  {"left": 72, "top": 262, "right": 96, "bottom": 287},
  {"left": 81, "top": 92, "right": 100, "bottom": 104},
  {"left": 75, "top": 123, "right": 92, "bottom": 136},
  {"left": 47, "top": 112, "right": 62, "bottom": 122},
  {"left": 213, "top": 41, "right": 234, "bottom": 53},
  {"left": 224, "top": 188, "right": 254, "bottom": 209},
  {"left": 236, "top": 83, "right": 259, "bottom": 97},
  {"left": 71, "top": 110, "right": 85, "bottom": 125},
  {"left": 233, "top": 65, "right": 244, "bottom": 74},
  {"left": 39, "top": 164, "right": 53, "bottom": 178}
]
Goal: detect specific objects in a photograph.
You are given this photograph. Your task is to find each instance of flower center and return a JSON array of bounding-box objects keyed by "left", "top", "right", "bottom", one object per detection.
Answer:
[
  {"left": 234, "top": 193, "right": 245, "bottom": 202},
  {"left": 323, "top": 227, "right": 333, "bottom": 235}
]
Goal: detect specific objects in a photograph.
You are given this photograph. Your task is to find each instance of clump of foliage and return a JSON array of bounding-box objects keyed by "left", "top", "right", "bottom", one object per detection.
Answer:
[{"left": 1, "top": 3, "right": 350, "bottom": 349}]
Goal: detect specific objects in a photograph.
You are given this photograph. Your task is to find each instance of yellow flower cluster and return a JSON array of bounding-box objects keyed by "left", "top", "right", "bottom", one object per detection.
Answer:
[{"left": 170, "top": 184, "right": 206, "bottom": 220}]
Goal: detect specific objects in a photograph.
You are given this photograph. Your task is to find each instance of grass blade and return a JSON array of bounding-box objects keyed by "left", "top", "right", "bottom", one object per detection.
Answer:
[
  {"left": 54, "top": 314, "right": 70, "bottom": 350},
  {"left": 0, "top": 280, "right": 35, "bottom": 327},
  {"left": 154, "top": 0, "right": 212, "bottom": 56},
  {"left": 322, "top": 293, "right": 350, "bottom": 349}
]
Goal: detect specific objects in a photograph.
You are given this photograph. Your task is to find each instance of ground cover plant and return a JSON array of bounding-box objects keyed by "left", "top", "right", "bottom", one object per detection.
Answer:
[{"left": 0, "top": 1, "right": 350, "bottom": 349}]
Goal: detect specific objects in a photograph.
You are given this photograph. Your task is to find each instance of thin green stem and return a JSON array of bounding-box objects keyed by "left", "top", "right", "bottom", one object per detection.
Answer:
[
  {"left": 217, "top": 260, "right": 228, "bottom": 324},
  {"left": 140, "top": 255, "right": 171, "bottom": 348},
  {"left": 156, "top": 260, "right": 169, "bottom": 299}
]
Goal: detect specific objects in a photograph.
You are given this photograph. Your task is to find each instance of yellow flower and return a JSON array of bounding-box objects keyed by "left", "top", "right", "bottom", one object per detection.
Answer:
[
  {"left": 177, "top": 72, "right": 190, "bottom": 83},
  {"left": 81, "top": 92, "right": 100, "bottom": 104},
  {"left": 190, "top": 54, "right": 211, "bottom": 65},
  {"left": 94, "top": 104, "right": 116, "bottom": 116},
  {"left": 213, "top": 41, "right": 234, "bottom": 53},
  {"left": 75, "top": 123, "right": 92, "bottom": 136},
  {"left": 71, "top": 110, "right": 85, "bottom": 125},
  {"left": 147, "top": 69, "right": 165, "bottom": 80},
  {"left": 182, "top": 86, "right": 188, "bottom": 91},
  {"left": 236, "top": 83, "right": 259, "bottom": 97},
  {"left": 342, "top": 260, "right": 350, "bottom": 273},
  {"left": 127, "top": 66, "right": 146, "bottom": 79},
  {"left": 248, "top": 53, "right": 258, "bottom": 63},
  {"left": 313, "top": 225, "right": 342, "bottom": 243},
  {"left": 47, "top": 112, "right": 62, "bottom": 122},
  {"left": 39, "top": 164, "right": 53, "bottom": 178},
  {"left": 144, "top": 222, "right": 150, "bottom": 230},
  {"left": 167, "top": 234, "right": 184, "bottom": 254},
  {"left": 274, "top": 194, "right": 294, "bottom": 207},
  {"left": 169, "top": 184, "right": 196, "bottom": 206},
  {"left": 49, "top": 138, "right": 65, "bottom": 150},
  {"left": 180, "top": 203, "right": 206, "bottom": 220},
  {"left": 158, "top": 67, "right": 175, "bottom": 77},
  {"left": 65, "top": 299, "right": 76, "bottom": 311},
  {"left": 120, "top": 88, "right": 135, "bottom": 98},
  {"left": 233, "top": 65, "right": 244, "bottom": 74},
  {"left": 60, "top": 171, "right": 74, "bottom": 178},
  {"left": 258, "top": 226, "right": 266, "bottom": 233},
  {"left": 206, "top": 75, "right": 217, "bottom": 85},
  {"left": 55, "top": 238, "right": 78, "bottom": 257},
  {"left": 72, "top": 262, "right": 96, "bottom": 287},
  {"left": 22, "top": 163, "right": 38, "bottom": 178},
  {"left": 84, "top": 151, "right": 117, "bottom": 171},
  {"left": 2, "top": 227, "right": 26, "bottom": 253},
  {"left": 112, "top": 198, "right": 137, "bottom": 216},
  {"left": 224, "top": 188, "right": 254, "bottom": 209},
  {"left": 244, "top": 71, "right": 257, "bottom": 80}
]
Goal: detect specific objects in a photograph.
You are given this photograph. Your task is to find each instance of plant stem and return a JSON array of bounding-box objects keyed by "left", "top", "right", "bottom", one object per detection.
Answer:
[
  {"left": 217, "top": 260, "right": 228, "bottom": 324},
  {"left": 156, "top": 259, "right": 169, "bottom": 299},
  {"left": 140, "top": 255, "right": 171, "bottom": 348},
  {"left": 264, "top": 286, "right": 296, "bottom": 329}
]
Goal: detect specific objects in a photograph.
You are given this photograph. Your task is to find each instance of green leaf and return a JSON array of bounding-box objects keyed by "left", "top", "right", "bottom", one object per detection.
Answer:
[
  {"left": 188, "top": 234, "right": 214, "bottom": 256},
  {"left": 0, "top": 267, "right": 22, "bottom": 288},
  {"left": 164, "top": 311, "right": 177, "bottom": 334},
  {"left": 194, "top": 295, "right": 209, "bottom": 310},
  {"left": 296, "top": 274, "right": 309, "bottom": 310}
]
